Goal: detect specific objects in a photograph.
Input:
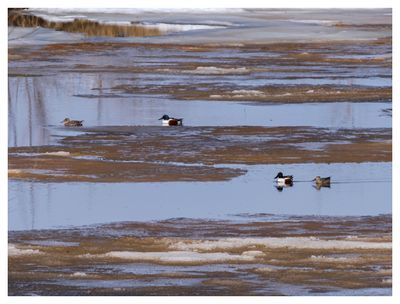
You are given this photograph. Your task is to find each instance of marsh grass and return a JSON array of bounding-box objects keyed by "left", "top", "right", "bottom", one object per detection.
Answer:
[{"left": 8, "top": 10, "right": 162, "bottom": 37}]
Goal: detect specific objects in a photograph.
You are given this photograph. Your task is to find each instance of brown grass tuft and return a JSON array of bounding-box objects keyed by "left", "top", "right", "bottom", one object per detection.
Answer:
[{"left": 8, "top": 10, "right": 162, "bottom": 37}]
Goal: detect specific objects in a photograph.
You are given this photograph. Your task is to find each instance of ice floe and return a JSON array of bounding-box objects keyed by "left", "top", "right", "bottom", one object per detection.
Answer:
[
  {"left": 8, "top": 169, "right": 23, "bottom": 175},
  {"left": 231, "top": 89, "right": 264, "bottom": 96},
  {"left": 138, "top": 22, "right": 227, "bottom": 32},
  {"left": 288, "top": 19, "right": 337, "bottom": 25},
  {"left": 44, "top": 151, "right": 71, "bottom": 157},
  {"left": 8, "top": 244, "right": 42, "bottom": 256},
  {"left": 101, "top": 250, "right": 258, "bottom": 263},
  {"left": 168, "top": 237, "right": 391, "bottom": 251},
  {"left": 309, "top": 255, "right": 361, "bottom": 262},
  {"left": 71, "top": 272, "right": 88, "bottom": 277},
  {"left": 190, "top": 66, "right": 248, "bottom": 74}
]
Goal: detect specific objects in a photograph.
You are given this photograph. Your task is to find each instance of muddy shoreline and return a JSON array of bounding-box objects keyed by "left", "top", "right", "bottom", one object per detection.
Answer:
[
  {"left": 9, "top": 214, "right": 392, "bottom": 296},
  {"left": 8, "top": 126, "right": 391, "bottom": 182}
]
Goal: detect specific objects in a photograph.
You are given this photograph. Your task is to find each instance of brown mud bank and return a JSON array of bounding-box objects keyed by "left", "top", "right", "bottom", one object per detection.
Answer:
[
  {"left": 8, "top": 38, "right": 391, "bottom": 68},
  {"left": 8, "top": 126, "right": 391, "bottom": 183},
  {"left": 9, "top": 39, "right": 392, "bottom": 70},
  {"left": 114, "top": 84, "right": 391, "bottom": 104},
  {"left": 7, "top": 158, "right": 244, "bottom": 183},
  {"left": 9, "top": 215, "right": 391, "bottom": 295},
  {"left": 8, "top": 37, "right": 392, "bottom": 55}
]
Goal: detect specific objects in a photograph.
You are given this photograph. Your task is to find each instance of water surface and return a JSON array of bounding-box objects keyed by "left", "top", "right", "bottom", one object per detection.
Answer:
[
  {"left": 8, "top": 76, "right": 391, "bottom": 147},
  {"left": 9, "top": 162, "right": 391, "bottom": 231}
]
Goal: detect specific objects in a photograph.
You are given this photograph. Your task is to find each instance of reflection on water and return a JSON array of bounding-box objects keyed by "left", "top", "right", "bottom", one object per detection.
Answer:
[
  {"left": 8, "top": 75, "right": 391, "bottom": 147},
  {"left": 8, "top": 162, "right": 391, "bottom": 231}
]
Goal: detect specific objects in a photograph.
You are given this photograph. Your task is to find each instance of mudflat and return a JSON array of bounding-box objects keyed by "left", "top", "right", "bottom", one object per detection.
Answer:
[{"left": 9, "top": 126, "right": 391, "bottom": 182}]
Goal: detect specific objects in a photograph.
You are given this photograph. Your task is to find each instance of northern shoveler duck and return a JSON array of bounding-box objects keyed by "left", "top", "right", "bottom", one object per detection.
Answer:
[
  {"left": 158, "top": 114, "right": 183, "bottom": 126},
  {"left": 313, "top": 176, "right": 331, "bottom": 188},
  {"left": 274, "top": 172, "right": 293, "bottom": 186},
  {"left": 61, "top": 118, "right": 83, "bottom": 127}
]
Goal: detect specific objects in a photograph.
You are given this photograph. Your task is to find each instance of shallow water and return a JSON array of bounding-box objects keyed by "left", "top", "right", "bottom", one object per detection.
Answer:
[
  {"left": 9, "top": 162, "right": 391, "bottom": 231},
  {"left": 8, "top": 74, "right": 391, "bottom": 147}
]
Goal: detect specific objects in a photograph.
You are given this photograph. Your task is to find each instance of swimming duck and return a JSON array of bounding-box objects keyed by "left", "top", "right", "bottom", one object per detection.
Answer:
[
  {"left": 313, "top": 176, "right": 331, "bottom": 188},
  {"left": 274, "top": 172, "right": 293, "bottom": 186},
  {"left": 61, "top": 118, "right": 83, "bottom": 127},
  {"left": 158, "top": 114, "right": 183, "bottom": 126}
]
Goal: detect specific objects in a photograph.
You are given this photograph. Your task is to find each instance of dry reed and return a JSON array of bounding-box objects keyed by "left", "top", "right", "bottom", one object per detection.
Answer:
[{"left": 8, "top": 10, "right": 162, "bottom": 37}]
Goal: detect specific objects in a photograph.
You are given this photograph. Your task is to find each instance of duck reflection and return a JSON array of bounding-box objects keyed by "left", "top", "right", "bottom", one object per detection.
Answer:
[{"left": 275, "top": 181, "right": 293, "bottom": 192}]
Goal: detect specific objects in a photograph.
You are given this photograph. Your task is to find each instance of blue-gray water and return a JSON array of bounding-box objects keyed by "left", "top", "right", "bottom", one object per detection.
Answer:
[
  {"left": 9, "top": 162, "right": 391, "bottom": 231},
  {"left": 8, "top": 75, "right": 391, "bottom": 147}
]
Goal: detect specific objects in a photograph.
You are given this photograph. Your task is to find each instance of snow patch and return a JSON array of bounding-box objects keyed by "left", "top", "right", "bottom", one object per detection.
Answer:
[
  {"left": 288, "top": 19, "right": 336, "bottom": 25},
  {"left": 138, "top": 22, "right": 227, "bottom": 32},
  {"left": 30, "top": 8, "right": 245, "bottom": 15},
  {"left": 169, "top": 237, "right": 391, "bottom": 251},
  {"left": 309, "top": 255, "right": 360, "bottom": 262},
  {"left": 231, "top": 89, "right": 264, "bottom": 96},
  {"left": 44, "top": 151, "right": 71, "bottom": 157},
  {"left": 210, "top": 89, "right": 265, "bottom": 99},
  {"left": 8, "top": 169, "right": 23, "bottom": 175},
  {"left": 190, "top": 66, "right": 248, "bottom": 74},
  {"left": 8, "top": 244, "right": 42, "bottom": 256},
  {"left": 71, "top": 272, "right": 88, "bottom": 277},
  {"left": 10, "top": 151, "right": 71, "bottom": 157},
  {"left": 255, "top": 266, "right": 278, "bottom": 272},
  {"left": 102, "top": 250, "right": 257, "bottom": 263},
  {"left": 30, "top": 14, "right": 88, "bottom": 23},
  {"left": 242, "top": 250, "right": 265, "bottom": 257}
]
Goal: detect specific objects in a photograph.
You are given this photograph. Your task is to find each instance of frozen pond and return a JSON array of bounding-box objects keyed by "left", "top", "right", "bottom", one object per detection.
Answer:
[{"left": 9, "top": 8, "right": 392, "bottom": 45}]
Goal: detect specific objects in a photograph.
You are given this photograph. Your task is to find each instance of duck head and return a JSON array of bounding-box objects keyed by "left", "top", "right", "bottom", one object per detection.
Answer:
[
  {"left": 159, "top": 114, "right": 170, "bottom": 120},
  {"left": 61, "top": 118, "right": 70, "bottom": 123},
  {"left": 313, "top": 176, "right": 321, "bottom": 182},
  {"left": 274, "top": 172, "right": 284, "bottom": 179}
]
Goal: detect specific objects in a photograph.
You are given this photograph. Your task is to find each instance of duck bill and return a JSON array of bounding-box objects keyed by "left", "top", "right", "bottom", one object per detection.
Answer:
[
  {"left": 274, "top": 174, "right": 279, "bottom": 179},
  {"left": 158, "top": 117, "right": 163, "bottom": 120}
]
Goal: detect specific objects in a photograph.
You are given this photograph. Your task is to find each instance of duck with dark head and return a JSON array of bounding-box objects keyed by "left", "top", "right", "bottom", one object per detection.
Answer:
[
  {"left": 274, "top": 172, "right": 293, "bottom": 185},
  {"left": 158, "top": 114, "right": 183, "bottom": 126}
]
